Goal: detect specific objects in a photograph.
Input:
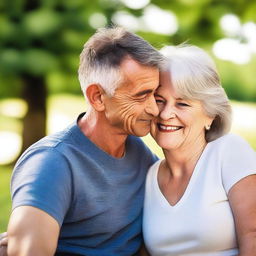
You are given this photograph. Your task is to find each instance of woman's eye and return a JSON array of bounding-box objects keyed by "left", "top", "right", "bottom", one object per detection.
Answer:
[
  {"left": 156, "top": 99, "right": 164, "bottom": 104},
  {"left": 177, "top": 102, "right": 189, "bottom": 107}
]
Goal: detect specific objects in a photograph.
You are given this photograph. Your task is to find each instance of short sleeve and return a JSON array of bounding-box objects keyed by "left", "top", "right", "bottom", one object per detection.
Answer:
[
  {"left": 221, "top": 134, "right": 256, "bottom": 193},
  {"left": 11, "top": 147, "right": 72, "bottom": 226}
]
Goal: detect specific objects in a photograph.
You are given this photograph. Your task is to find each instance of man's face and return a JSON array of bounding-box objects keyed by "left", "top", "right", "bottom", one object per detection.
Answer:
[{"left": 103, "top": 58, "right": 159, "bottom": 137}]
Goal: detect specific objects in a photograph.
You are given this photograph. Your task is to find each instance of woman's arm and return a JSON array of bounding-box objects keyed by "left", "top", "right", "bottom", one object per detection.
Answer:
[{"left": 228, "top": 174, "right": 256, "bottom": 256}]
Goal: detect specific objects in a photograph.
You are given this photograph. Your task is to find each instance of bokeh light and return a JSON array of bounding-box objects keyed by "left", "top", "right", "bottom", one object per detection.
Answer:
[
  {"left": 0, "top": 99, "right": 27, "bottom": 118},
  {"left": 215, "top": 14, "right": 256, "bottom": 64},
  {"left": 242, "top": 22, "right": 256, "bottom": 53},
  {"left": 89, "top": 13, "right": 107, "bottom": 29},
  {"left": 112, "top": 11, "right": 140, "bottom": 31},
  {"left": 213, "top": 39, "right": 251, "bottom": 64},
  {"left": 120, "top": 0, "right": 150, "bottom": 9},
  {"left": 220, "top": 14, "right": 241, "bottom": 37},
  {"left": 141, "top": 5, "right": 178, "bottom": 35},
  {"left": 0, "top": 131, "right": 21, "bottom": 165}
]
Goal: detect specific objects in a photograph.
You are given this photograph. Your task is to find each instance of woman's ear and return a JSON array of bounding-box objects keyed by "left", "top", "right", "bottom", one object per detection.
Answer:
[
  {"left": 86, "top": 84, "right": 105, "bottom": 111},
  {"left": 205, "top": 116, "right": 215, "bottom": 131}
]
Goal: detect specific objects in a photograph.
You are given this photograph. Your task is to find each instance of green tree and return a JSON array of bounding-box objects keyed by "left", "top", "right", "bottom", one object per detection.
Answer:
[
  {"left": 0, "top": 0, "right": 115, "bottom": 155},
  {"left": 1, "top": 0, "right": 256, "bottom": 162}
]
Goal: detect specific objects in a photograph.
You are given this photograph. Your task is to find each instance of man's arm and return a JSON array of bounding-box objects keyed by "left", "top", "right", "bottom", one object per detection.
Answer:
[
  {"left": 0, "top": 232, "right": 7, "bottom": 256},
  {"left": 7, "top": 206, "right": 60, "bottom": 256}
]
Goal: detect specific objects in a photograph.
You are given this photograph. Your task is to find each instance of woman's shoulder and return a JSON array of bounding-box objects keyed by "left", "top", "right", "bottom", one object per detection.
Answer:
[
  {"left": 147, "top": 159, "right": 162, "bottom": 177},
  {"left": 214, "top": 135, "right": 256, "bottom": 193},
  {"left": 208, "top": 133, "right": 256, "bottom": 167},
  {"left": 209, "top": 133, "right": 252, "bottom": 151}
]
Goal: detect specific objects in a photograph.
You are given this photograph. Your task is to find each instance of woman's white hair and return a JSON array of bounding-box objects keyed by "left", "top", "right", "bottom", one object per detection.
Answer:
[{"left": 161, "top": 45, "right": 232, "bottom": 142}]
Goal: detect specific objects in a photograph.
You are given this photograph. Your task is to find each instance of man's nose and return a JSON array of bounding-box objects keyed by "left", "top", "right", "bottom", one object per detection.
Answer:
[{"left": 146, "top": 96, "right": 159, "bottom": 117}]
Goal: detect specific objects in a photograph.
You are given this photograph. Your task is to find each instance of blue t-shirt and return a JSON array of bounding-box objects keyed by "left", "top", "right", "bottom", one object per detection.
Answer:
[{"left": 11, "top": 114, "right": 158, "bottom": 256}]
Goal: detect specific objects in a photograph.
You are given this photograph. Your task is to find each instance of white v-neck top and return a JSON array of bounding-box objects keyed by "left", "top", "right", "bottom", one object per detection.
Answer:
[{"left": 143, "top": 134, "right": 256, "bottom": 256}]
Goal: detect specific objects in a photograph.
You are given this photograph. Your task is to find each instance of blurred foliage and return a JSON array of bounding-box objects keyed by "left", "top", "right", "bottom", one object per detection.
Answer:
[
  {"left": 0, "top": 0, "right": 255, "bottom": 158},
  {"left": 0, "top": 165, "right": 11, "bottom": 232},
  {"left": 0, "top": 0, "right": 98, "bottom": 97},
  {"left": 0, "top": 0, "right": 255, "bottom": 100}
]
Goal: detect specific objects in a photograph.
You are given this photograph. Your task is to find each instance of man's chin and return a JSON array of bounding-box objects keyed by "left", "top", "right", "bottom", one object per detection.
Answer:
[{"left": 131, "top": 128, "right": 150, "bottom": 137}]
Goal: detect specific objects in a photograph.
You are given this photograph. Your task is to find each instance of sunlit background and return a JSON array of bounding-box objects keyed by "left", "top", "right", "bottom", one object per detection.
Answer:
[{"left": 0, "top": 0, "right": 256, "bottom": 230}]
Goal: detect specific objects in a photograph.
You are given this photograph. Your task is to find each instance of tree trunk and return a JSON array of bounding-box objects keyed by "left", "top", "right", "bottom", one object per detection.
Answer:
[{"left": 20, "top": 74, "right": 47, "bottom": 154}]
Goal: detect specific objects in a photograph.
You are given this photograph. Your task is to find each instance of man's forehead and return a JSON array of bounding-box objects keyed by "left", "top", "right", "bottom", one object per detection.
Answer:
[
  {"left": 120, "top": 57, "right": 159, "bottom": 75},
  {"left": 112, "top": 57, "right": 159, "bottom": 96}
]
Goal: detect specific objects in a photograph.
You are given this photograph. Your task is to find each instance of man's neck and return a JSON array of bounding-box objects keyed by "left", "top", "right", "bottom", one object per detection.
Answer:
[{"left": 78, "top": 110, "right": 128, "bottom": 158}]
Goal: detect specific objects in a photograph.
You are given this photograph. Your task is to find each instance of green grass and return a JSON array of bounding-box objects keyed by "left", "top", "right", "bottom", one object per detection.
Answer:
[
  {"left": 0, "top": 166, "right": 12, "bottom": 232},
  {"left": 0, "top": 95, "right": 255, "bottom": 232}
]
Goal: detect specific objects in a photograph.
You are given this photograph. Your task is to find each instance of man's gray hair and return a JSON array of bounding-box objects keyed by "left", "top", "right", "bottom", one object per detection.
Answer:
[
  {"left": 78, "top": 26, "right": 164, "bottom": 97},
  {"left": 162, "top": 45, "right": 232, "bottom": 142}
]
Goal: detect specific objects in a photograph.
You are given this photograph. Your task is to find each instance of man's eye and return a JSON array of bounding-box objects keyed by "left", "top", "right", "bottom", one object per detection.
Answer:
[
  {"left": 138, "top": 95, "right": 148, "bottom": 101},
  {"left": 156, "top": 99, "right": 164, "bottom": 104}
]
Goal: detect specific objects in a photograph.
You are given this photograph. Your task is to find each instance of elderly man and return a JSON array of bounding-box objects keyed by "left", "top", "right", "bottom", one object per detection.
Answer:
[{"left": 0, "top": 27, "right": 164, "bottom": 256}]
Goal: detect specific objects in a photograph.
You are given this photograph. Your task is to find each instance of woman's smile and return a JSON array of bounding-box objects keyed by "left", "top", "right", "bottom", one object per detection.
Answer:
[{"left": 157, "top": 124, "right": 183, "bottom": 132}]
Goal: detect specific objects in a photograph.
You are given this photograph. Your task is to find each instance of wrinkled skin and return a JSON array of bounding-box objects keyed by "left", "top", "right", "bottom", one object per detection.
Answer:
[
  {"left": 151, "top": 71, "right": 213, "bottom": 151},
  {"left": 103, "top": 57, "right": 160, "bottom": 137}
]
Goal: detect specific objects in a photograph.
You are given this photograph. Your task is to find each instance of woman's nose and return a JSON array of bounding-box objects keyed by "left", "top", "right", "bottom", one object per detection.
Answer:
[{"left": 159, "top": 106, "right": 176, "bottom": 120}]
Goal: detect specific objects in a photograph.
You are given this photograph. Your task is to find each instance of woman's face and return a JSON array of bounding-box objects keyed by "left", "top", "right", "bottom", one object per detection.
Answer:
[{"left": 151, "top": 71, "right": 213, "bottom": 151}]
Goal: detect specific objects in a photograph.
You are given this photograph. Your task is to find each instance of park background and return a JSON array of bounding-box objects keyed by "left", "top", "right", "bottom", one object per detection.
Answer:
[{"left": 0, "top": 0, "right": 256, "bottom": 232}]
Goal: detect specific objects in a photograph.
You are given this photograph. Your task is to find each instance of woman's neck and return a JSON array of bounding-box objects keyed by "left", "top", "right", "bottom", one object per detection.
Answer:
[{"left": 163, "top": 137, "right": 207, "bottom": 178}]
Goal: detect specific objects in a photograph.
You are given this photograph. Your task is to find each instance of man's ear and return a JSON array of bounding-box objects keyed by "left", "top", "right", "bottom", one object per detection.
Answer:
[{"left": 86, "top": 84, "right": 105, "bottom": 111}]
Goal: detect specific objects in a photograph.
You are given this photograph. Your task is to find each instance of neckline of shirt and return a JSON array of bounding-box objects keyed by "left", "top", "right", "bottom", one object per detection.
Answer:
[{"left": 153, "top": 142, "right": 212, "bottom": 210}]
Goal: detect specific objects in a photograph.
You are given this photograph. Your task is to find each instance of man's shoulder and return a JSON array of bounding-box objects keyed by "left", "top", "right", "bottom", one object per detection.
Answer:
[
  {"left": 15, "top": 122, "right": 78, "bottom": 167},
  {"left": 127, "top": 135, "right": 158, "bottom": 162},
  {"left": 128, "top": 135, "right": 147, "bottom": 147},
  {"left": 39, "top": 122, "right": 77, "bottom": 147},
  {"left": 127, "top": 135, "right": 151, "bottom": 153}
]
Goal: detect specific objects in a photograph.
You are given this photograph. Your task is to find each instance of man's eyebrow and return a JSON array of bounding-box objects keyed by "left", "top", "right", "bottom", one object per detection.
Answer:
[{"left": 134, "top": 89, "right": 153, "bottom": 97}]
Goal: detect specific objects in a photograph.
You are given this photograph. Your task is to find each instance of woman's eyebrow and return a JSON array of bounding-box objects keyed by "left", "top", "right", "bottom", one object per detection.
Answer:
[{"left": 154, "top": 93, "right": 164, "bottom": 98}]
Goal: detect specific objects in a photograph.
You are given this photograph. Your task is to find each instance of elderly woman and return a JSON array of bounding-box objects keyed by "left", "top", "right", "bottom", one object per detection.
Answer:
[{"left": 143, "top": 45, "right": 256, "bottom": 256}]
